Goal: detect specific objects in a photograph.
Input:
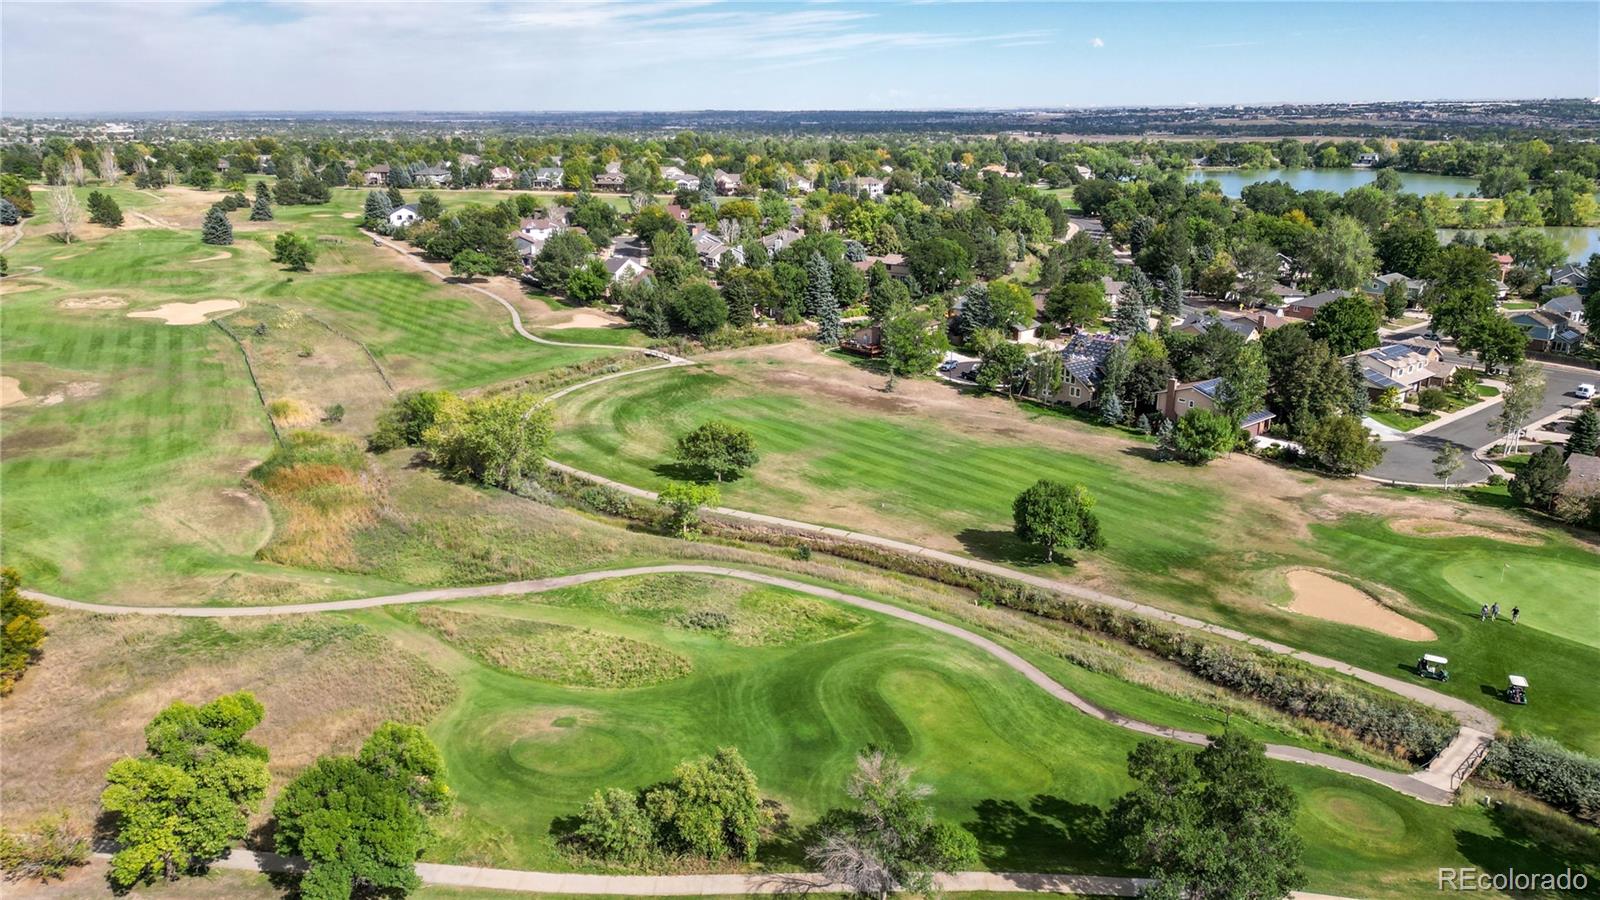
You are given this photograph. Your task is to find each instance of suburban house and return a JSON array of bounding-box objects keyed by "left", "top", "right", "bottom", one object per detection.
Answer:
[
  {"left": 1283, "top": 289, "right": 1349, "bottom": 321},
  {"left": 1549, "top": 264, "right": 1590, "bottom": 292},
  {"left": 1173, "top": 310, "right": 1285, "bottom": 342},
  {"left": 1560, "top": 453, "right": 1600, "bottom": 504},
  {"left": 603, "top": 255, "right": 648, "bottom": 284},
  {"left": 1042, "top": 333, "right": 1123, "bottom": 408},
  {"left": 1157, "top": 377, "right": 1277, "bottom": 437},
  {"left": 413, "top": 165, "right": 451, "bottom": 187},
  {"left": 714, "top": 169, "right": 743, "bottom": 195},
  {"left": 363, "top": 164, "right": 390, "bottom": 186},
  {"left": 513, "top": 234, "right": 544, "bottom": 264},
  {"left": 1540, "top": 293, "right": 1586, "bottom": 326},
  {"left": 1355, "top": 152, "right": 1381, "bottom": 166},
  {"left": 1354, "top": 342, "right": 1454, "bottom": 399},
  {"left": 1492, "top": 253, "right": 1514, "bottom": 279},
  {"left": 1510, "top": 309, "right": 1586, "bottom": 353},
  {"left": 532, "top": 167, "right": 564, "bottom": 189},
  {"left": 840, "top": 324, "right": 884, "bottom": 357},
  {"left": 387, "top": 204, "right": 420, "bottom": 229},
  {"left": 1073, "top": 164, "right": 1094, "bottom": 181},
  {"left": 1008, "top": 320, "right": 1041, "bottom": 344},
  {"left": 1101, "top": 275, "right": 1127, "bottom": 306},
  {"left": 489, "top": 166, "right": 515, "bottom": 186},
  {"left": 457, "top": 153, "right": 482, "bottom": 168},
  {"left": 791, "top": 175, "right": 815, "bottom": 194},
  {"left": 519, "top": 217, "right": 563, "bottom": 241},
  {"left": 694, "top": 231, "right": 743, "bottom": 268},
  {"left": 215, "top": 159, "right": 229, "bottom": 172},
  {"left": 760, "top": 227, "right": 804, "bottom": 256},
  {"left": 856, "top": 176, "right": 886, "bottom": 200},
  {"left": 981, "top": 164, "right": 1019, "bottom": 179},
  {"left": 853, "top": 253, "right": 911, "bottom": 278},
  {"left": 660, "top": 166, "right": 701, "bottom": 191},
  {"left": 1362, "top": 272, "right": 1427, "bottom": 302},
  {"left": 594, "top": 161, "right": 626, "bottom": 191}
]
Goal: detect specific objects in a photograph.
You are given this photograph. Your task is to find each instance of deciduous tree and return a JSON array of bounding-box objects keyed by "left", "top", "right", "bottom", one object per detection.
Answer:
[
  {"left": 657, "top": 482, "right": 720, "bottom": 538},
  {"left": 879, "top": 301, "right": 948, "bottom": 390},
  {"left": 675, "top": 421, "right": 759, "bottom": 482},
  {"left": 1011, "top": 479, "right": 1104, "bottom": 561},
  {"left": 48, "top": 185, "right": 82, "bottom": 244},
  {"left": 271, "top": 232, "right": 317, "bottom": 271},
  {"left": 807, "top": 751, "right": 978, "bottom": 900},
  {"left": 422, "top": 392, "right": 552, "bottom": 489}
]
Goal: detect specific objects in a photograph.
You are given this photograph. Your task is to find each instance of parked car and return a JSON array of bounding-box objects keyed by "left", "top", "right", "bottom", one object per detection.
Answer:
[
  {"left": 938, "top": 359, "right": 959, "bottom": 373},
  {"left": 1576, "top": 384, "right": 1596, "bottom": 400},
  {"left": 960, "top": 368, "right": 978, "bottom": 382}
]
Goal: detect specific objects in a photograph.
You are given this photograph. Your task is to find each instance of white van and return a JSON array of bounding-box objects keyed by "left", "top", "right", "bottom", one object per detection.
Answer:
[{"left": 1576, "top": 384, "right": 1596, "bottom": 400}]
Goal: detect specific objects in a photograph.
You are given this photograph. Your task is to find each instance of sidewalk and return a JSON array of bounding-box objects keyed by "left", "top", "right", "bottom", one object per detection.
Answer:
[{"left": 1409, "top": 381, "right": 1506, "bottom": 437}]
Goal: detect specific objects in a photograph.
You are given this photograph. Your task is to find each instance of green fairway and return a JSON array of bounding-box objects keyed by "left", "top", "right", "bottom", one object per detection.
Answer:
[
  {"left": 548, "top": 363, "right": 1600, "bottom": 751},
  {"left": 1441, "top": 556, "right": 1598, "bottom": 649},
  {"left": 550, "top": 365, "right": 1228, "bottom": 588},
  {"left": 0, "top": 194, "right": 619, "bottom": 598},
  {"left": 351, "top": 575, "right": 1596, "bottom": 898}
]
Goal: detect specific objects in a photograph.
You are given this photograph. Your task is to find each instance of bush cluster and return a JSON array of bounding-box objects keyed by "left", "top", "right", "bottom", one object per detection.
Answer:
[
  {"left": 1479, "top": 734, "right": 1600, "bottom": 823},
  {"left": 572, "top": 748, "right": 768, "bottom": 866}
]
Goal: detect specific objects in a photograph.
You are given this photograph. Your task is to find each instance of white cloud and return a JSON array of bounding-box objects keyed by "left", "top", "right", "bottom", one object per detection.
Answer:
[
  {"left": 1090, "top": 36, "right": 1105, "bottom": 48},
  {"left": 0, "top": 0, "right": 1056, "bottom": 112}
]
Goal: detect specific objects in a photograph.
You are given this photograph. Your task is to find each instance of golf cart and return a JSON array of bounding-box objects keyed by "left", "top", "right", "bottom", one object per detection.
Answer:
[
  {"left": 1506, "top": 674, "right": 1528, "bottom": 705},
  {"left": 1415, "top": 654, "right": 1450, "bottom": 682}
]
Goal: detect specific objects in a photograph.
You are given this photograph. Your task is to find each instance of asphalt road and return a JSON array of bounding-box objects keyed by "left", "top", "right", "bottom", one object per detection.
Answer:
[{"left": 1364, "top": 351, "right": 1595, "bottom": 485}]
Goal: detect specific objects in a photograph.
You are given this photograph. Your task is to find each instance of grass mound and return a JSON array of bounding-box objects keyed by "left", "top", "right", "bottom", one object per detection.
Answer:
[
  {"left": 417, "top": 606, "right": 692, "bottom": 688},
  {"left": 249, "top": 430, "right": 380, "bottom": 569},
  {"left": 266, "top": 397, "right": 323, "bottom": 428},
  {"left": 544, "top": 574, "right": 863, "bottom": 646}
]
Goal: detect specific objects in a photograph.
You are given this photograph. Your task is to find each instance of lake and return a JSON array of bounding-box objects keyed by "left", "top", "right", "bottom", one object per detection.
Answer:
[
  {"left": 1437, "top": 227, "right": 1600, "bottom": 263},
  {"left": 1187, "top": 167, "right": 1482, "bottom": 198}
]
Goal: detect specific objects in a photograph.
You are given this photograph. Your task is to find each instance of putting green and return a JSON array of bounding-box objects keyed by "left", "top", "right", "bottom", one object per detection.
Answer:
[{"left": 1440, "top": 557, "right": 1600, "bottom": 649}]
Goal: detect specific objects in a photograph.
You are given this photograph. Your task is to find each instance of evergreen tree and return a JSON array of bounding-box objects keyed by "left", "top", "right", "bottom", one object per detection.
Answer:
[
  {"left": 815, "top": 290, "right": 842, "bottom": 346},
  {"left": 363, "top": 190, "right": 393, "bottom": 226},
  {"left": 200, "top": 206, "right": 233, "bottom": 246},
  {"left": 1345, "top": 357, "right": 1371, "bottom": 416},
  {"left": 391, "top": 165, "right": 413, "bottom": 188},
  {"left": 1099, "top": 391, "right": 1125, "bottom": 425},
  {"left": 385, "top": 185, "right": 405, "bottom": 207},
  {"left": 0, "top": 198, "right": 20, "bottom": 226},
  {"left": 802, "top": 251, "right": 834, "bottom": 318},
  {"left": 955, "top": 282, "right": 995, "bottom": 339},
  {"left": 1113, "top": 292, "right": 1147, "bottom": 336},
  {"left": 1568, "top": 408, "right": 1599, "bottom": 457},
  {"left": 1162, "top": 264, "right": 1184, "bottom": 318},
  {"left": 1509, "top": 445, "right": 1569, "bottom": 511},
  {"left": 249, "top": 189, "right": 273, "bottom": 221},
  {"left": 85, "top": 191, "right": 123, "bottom": 227}
]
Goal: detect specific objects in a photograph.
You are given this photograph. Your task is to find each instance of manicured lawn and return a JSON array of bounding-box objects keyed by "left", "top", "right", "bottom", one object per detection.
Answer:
[
  {"left": 350, "top": 575, "right": 1596, "bottom": 897},
  {"left": 550, "top": 365, "right": 1229, "bottom": 588},
  {"left": 0, "top": 207, "right": 617, "bottom": 597},
  {"left": 1369, "top": 407, "right": 1437, "bottom": 431},
  {"left": 549, "top": 364, "right": 1600, "bottom": 751}
]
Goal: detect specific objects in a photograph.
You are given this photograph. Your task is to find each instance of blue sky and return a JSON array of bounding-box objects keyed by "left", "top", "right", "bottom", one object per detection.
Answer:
[{"left": 1, "top": 1, "right": 1595, "bottom": 113}]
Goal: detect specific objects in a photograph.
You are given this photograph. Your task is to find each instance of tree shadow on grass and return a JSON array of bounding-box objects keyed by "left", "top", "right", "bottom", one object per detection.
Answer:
[
  {"left": 1453, "top": 798, "right": 1600, "bottom": 897},
  {"left": 955, "top": 528, "right": 1079, "bottom": 569},
  {"left": 967, "top": 795, "right": 1122, "bottom": 873}
]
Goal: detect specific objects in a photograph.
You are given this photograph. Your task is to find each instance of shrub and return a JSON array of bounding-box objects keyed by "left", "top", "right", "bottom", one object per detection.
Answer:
[
  {"left": 368, "top": 390, "right": 452, "bottom": 452},
  {"left": 1480, "top": 734, "right": 1600, "bottom": 823},
  {"left": 0, "top": 814, "right": 89, "bottom": 883},
  {"left": 576, "top": 789, "right": 656, "bottom": 866},
  {"left": 1417, "top": 387, "right": 1449, "bottom": 413},
  {"left": 675, "top": 609, "right": 732, "bottom": 631}
]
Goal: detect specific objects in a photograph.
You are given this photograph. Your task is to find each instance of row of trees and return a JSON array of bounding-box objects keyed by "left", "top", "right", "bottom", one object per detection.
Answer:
[{"left": 100, "top": 690, "right": 449, "bottom": 900}]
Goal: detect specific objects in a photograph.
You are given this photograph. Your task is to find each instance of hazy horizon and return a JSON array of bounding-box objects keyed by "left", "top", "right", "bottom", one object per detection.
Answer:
[{"left": 3, "top": 1, "right": 1595, "bottom": 115}]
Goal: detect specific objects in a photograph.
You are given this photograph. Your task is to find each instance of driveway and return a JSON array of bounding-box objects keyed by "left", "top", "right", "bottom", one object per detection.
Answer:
[{"left": 1365, "top": 359, "right": 1594, "bottom": 484}]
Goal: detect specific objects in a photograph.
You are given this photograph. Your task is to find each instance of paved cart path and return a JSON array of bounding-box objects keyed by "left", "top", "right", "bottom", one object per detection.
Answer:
[{"left": 28, "top": 563, "right": 1472, "bottom": 805}]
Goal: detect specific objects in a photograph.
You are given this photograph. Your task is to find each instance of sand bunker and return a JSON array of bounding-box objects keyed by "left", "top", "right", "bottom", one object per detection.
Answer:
[
  {"left": 127, "top": 299, "right": 241, "bottom": 325},
  {"left": 545, "top": 311, "right": 627, "bottom": 329},
  {"left": 0, "top": 376, "right": 26, "bottom": 408},
  {"left": 1285, "top": 570, "right": 1436, "bottom": 641},
  {"left": 60, "top": 296, "right": 128, "bottom": 310},
  {"left": 1389, "top": 518, "right": 1541, "bottom": 546},
  {"left": 340, "top": 212, "right": 359, "bottom": 219},
  {"left": 37, "top": 381, "right": 103, "bottom": 406},
  {"left": 189, "top": 252, "right": 231, "bottom": 263}
]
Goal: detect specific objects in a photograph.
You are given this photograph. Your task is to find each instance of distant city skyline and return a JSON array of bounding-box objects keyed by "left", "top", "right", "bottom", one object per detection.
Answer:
[{"left": 2, "top": 1, "right": 1595, "bottom": 114}]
